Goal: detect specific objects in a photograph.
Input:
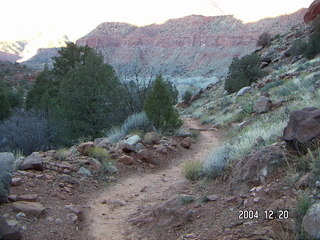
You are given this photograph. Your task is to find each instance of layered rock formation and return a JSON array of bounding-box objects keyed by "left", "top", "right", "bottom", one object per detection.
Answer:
[
  {"left": 76, "top": 10, "right": 306, "bottom": 77},
  {"left": 304, "top": 0, "right": 320, "bottom": 22}
]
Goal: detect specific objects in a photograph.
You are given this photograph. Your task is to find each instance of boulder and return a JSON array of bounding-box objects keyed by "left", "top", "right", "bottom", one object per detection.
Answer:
[
  {"left": 304, "top": 0, "right": 320, "bottom": 23},
  {"left": 77, "top": 142, "right": 94, "bottom": 155},
  {"left": 118, "top": 155, "right": 134, "bottom": 165},
  {"left": 0, "top": 217, "right": 22, "bottom": 240},
  {"left": 12, "top": 201, "right": 46, "bottom": 217},
  {"left": 229, "top": 146, "right": 285, "bottom": 194},
  {"left": 20, "top": 152, "right": 43, "bottom": 171},
  {"left": 302, "top": 202, "right": 320, "bottom": 238},
  {"left": 124, "top": 135, "right": 141, "bottom": 146},
  {"left": 236, "top": 86, "right": 251, "bottom": 96},
  {"left": 135, "top": 143, "right": 145, "bottom": 152},
  {"left": 136, "top": 149, "right": 153, "bottom": 163},
  {"left": 283, "top": 107, "right": 320, "bottom": 152},
  {"left": 144, "top": 132, "right": 160, "bottom": 145},
  {"left": 119, "top": 143, "right": 135, "bottom": 153},
  {"left": 0, "top": 153, "right": 14, "bottom": 203},
  {"left": 154, "top": 145, "right": 168, "bottom": 155},
  {"left": 16, "top": 194, "right": 38, "bottom": 202},
  {"left": 180, "top": 137, "right": 192, "bottom": 149},
  {"left": 78, "top": 167, "right": 92, "bottom": 177},
  {"left": 253, "top": 96, "right": 272, "bottom": 114},
  {"left": 11, "top": 178, "right": 22, "bottom": 187}
]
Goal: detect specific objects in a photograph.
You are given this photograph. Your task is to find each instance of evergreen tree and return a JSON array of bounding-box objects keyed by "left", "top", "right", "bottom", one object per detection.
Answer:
[{"left": 144, "top": 74, "right": 182, "bottom": 132}]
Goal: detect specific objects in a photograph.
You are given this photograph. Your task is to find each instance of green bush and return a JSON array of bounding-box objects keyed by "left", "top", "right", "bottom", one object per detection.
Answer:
[
  {"left": 182, "top": 90, "right": 192, "bottom": 104},
  {"left": 144, "top": 74, "right": 182, "bottom": 132},
  {"left": 289, "top": 39, "right": 308, "bottom": 57},
  {"left": 182, "top": 160, "right": 203, "bottom": 181},
  {"left": 225, "top": 53, "right": 265, "bottom": 94},
  {"left": 294, "top": 192, "right": 312, "bottom": 239},
  {"left": 88, "top": 147, "right": 110, "bottom": 162},
  {"left": 179, "top": 195, "right": 195, "bottom": 205},
  {"left": 261, "top": 80, "right": 284, "bottom": 92}
]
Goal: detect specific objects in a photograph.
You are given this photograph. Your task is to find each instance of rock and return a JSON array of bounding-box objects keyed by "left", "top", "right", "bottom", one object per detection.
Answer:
[
  {"left": 302, "top": 202, "right": 320, "bottom": 238},
  {"left": 12, "top": 201, "right": 46, "bottom": 217},
  {"left": 77, "top": 142, "right": 94, "bottom": 155},
  {"left": 78, "top": 167, "right": 92, "bottom": 177},
  {"left": 0, "top": 152, "right": 14, "bottom": 203},
  {"left": 295, "top": 172, "right": 314, "bottom": 189},
  {"left": 55, "top": 218, "right": 63, "bottom": 224},
  {"left": 0, "top": 217, "right": 22, "bottom": 240},
  {"left": 283, "top": 107, "right": 320, "bottom": 152},
  {"left": 135, "top": 143, "right": 145, "bottom": 152},
  {"left": 58, "top": 174, "right": 79, "bottom": 185},
  {"left": 20, "top": 152, "right": 43, "bottom": 171},
  {"left": 67, "top": 213, "right": 78, "bottom": 223},
  {"left": 15, "top": 213, "right": 26, "bottom": 219},
  {"left": 304, "top": 0, "right": 320, "bottom": 23},
  {"left": 229, "top": 146, "right": 285, "bottom": 194},
  {"left": 181, "top": 137, "right": 192, "bottom": 149},
  {"left": 260, "top": 61, "right": 269, "bottom": 68},
  {"left": 89, "top": 158, "right": 103, "bottom": 170},
  {"left": 94, "top": 137, "right": 109, "bottom": 147},
  {"left": 105, "top": 200, "right": 127, "bottom": 208},
  {"left": 175, "top": 129, "right": 193, "bottom": 138},
  {"left": 144, "top": 132, "right": 160, "bottom": 145},
  {"left": 154, "top": 145, "right": 168, "bottom": 155},
  {"left": 16, "top": 194, "right": 38, "bottom": 202},
  {"left": 65, "top": 205, "right": 84, "bottom": 221},
  {"left": 136, "top": 149, "right": 153, "bottom": 163},
  {"left": 271, "top": 219, "right": 295, "bottom": 239},
  {"left": 45, "top": 217, "right": 54, "bottom": 224},
  {"left": 206, "top": 195, "right": 219, "bottom": 201},
  {"left": 316, "top": 181, "right": 320, "bottom": 188},
  {"left": 253, "top": 96, "right": 272, "bottom": 114},
  {"left": 11, "top": 178, "right": 22, "bottom": 187},
  {"left": 236, "top": 86, "right": 251, "bottom": 96},
  {"left": 119, "top": 143, "right": 135, "bottom": 153},
  {"left": 124, "top": 135, "right": 141, "bottom": 146},
  {"left": 117, "top": 155, "right": 134, "bottom": 165}
]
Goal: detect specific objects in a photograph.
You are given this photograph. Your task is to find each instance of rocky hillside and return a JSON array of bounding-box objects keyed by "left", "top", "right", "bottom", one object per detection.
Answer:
[{"left": 76, "top": 9, "right": 306, "bottom": 77}]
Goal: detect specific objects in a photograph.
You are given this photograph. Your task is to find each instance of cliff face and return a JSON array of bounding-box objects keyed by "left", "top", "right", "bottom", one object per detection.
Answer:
[{"left": 76, "top": 10, "right": 307, "bottom": 77}]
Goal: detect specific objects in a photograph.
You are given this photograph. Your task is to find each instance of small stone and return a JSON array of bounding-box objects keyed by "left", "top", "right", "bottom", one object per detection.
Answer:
[
  {"left": 180, "top": 137, "right": 192, "bottom": 149},
  {"left": 254, "top": 197, "right": 260, "bottom": 203},
  {"left": 11, "top": 178, "right": 22, "bottom": 186},
  {"left": 101, "top": 200, "right": 107, "bottom": 204},
  {"left": 15, "top": 212, "right": 26, "bottom": 219},
  {"left": 55, "top": 218, "right": 63, "bottom": 224},
  {"left": 67, "top": 213, "right": 78, "bottom": 223},
  {"left": 206, "top": 195, "right": 219, "bottom": 201},
  {"left": 255, "top": 186, "right": 263, "bottom": 192},
  {"left": 316, "top": 181, "right": 320, "bottom": 189},
  {"left": 45, "top": 217, "right": 54, "bottom": 224}
]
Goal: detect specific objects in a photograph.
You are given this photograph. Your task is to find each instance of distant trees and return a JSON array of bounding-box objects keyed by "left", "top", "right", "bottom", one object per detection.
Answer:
[
  {"left": 144, "top": 74, "right": 182, "bottom": 132},
  {"left": 225, "top": 53, "right": 265, "bottom": 94}
]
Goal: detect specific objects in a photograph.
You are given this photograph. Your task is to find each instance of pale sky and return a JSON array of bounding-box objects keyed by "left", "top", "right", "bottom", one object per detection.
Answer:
[{"left": 0, "top": 0, "right": 314, "bottom": 41}]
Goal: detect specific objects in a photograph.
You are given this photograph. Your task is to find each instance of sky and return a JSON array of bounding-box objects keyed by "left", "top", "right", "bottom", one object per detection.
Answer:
[{"left": 0, "top": 0, "right": 314, "bottom": 41}]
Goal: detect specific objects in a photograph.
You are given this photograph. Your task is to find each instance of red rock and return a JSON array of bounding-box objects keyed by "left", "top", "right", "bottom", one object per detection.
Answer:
[
  {"left": 136, "top": 149, "right": 153, "bottom": 163},
  {"left": 180, "top": 137, "right": 192, "bottom": 149},
  {"left": 120, "top": 143, "right": 135, "bottom": 153},
  {"left": 117, "top": 155, "right": 134, "bottom": 165},
  {"left": 12, "top": 201, "right": 46, "bottom": 217},
  {"left": 77, "top": 142, "right": 94, "bottom": 155},
  {"left": 16, "top": 194, "right": 38, "bottom": 202},
  {"left": 304, "top": 0, "right": 320, "bottom": 23}
]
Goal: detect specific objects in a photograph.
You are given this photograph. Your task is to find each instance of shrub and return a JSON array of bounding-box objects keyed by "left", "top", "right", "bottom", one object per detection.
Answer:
[
  {"left": 257, "top": 32, "right": 271, "bottom": 48},
  {"left": 88, "top": 147, "right": 110, "bottom": 162},
  {"left": 179, "top": 195, "right": 195, "bottom": 205},
  {"left": 294, "top": 192, "right": 312, "bottom": 239},
  {"left": 0, "top": 110, "right": 56, "bottom": 155},
  {"left": 225, "top": 53, "right": 265, "bottom": 94},
  {"left": 182, "top": 91, "right": 192, "bottom": 104},
  {"left": 182, "top": 160, "right": 203, "bottom": 181},
  {"left": 288, "top": 39, "right": 308, "bottom": 57},
  {"left": 144, "top": 74, "right": 182, "bottom": 132},
  {"left": 106, "top": 112, "right": 153, "bottom": 143},
  {"left": 261, "top": 80, "right": 284, "bottom": 92},
  {"left": 55, "top": 148, "right": 68, "bottom": 161},
  {"left": 203, "top": 144, "right": 231, "bottom": 178},
  {"left": 308, "top": 149, "right": 320, "bottom": 182}
]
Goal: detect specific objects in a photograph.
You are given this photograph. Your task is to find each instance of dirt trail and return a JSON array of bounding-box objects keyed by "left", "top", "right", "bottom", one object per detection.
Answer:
[{"left": 87, "top": 118, "right": 220, "bottom": 240}]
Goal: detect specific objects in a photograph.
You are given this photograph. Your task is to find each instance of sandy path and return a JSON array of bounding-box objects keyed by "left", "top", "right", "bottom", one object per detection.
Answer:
[{"left": 87, "top": 118, "right": 220, "bottom": 240}]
